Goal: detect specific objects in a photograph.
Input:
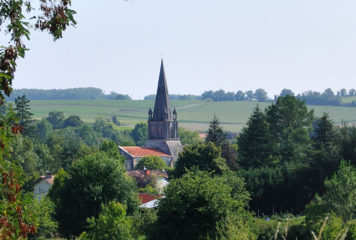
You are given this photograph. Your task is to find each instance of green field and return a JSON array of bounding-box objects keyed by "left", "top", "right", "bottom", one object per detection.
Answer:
[
  {"left": 27, "top": 100, "right": 356, "bottom": 132},
  {"left": 341, "top": 96, "right": 356, "bottom": 104}
]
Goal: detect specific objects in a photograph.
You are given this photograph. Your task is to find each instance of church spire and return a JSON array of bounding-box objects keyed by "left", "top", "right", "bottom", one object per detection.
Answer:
[{"left": 152, "top": 59, "right": 172, "bottom": 121}]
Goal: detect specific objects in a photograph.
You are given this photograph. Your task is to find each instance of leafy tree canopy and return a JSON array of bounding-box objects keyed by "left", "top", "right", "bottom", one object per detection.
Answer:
[
  {"left": 131, "top": 122, "right": 147, "bottom": 146},
  {"left": 79, "top": 201, "right": 139, "bottom": 240},
  {"left": 152, "top": 171, "right": 253, "bottom": 240},
  {"left": 63, "top": 115, "right": 83, "bottom": 128},
  {"left": 135, "top": 156, "right": 167, "bottom": 171},
  {"left": 306, "top": 161, "right": 356, "bottom": 223},
  {"left": 46, "top": 111, "right": 65, "bottom": 129},
  {"left": 48, "top": 152, "right": 139, "bottom": 238},
  {"left": 99, "top": 140, "right": 123, "bottom": 161},
  {"left": 178, "top": 127, "right": 202, "bottom": 145},
  {"left": 173, "top": 142, "right": 228, "bottom": 178}
]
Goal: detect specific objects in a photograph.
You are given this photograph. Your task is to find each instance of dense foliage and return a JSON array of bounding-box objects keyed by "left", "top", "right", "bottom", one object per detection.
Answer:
[
  {"left": 236, "top": 96, "right": 356, "bottom": 215},
  {"left": 151, "top": 171, "right": 254, "bottom": 240},
  {"left": 48, "top": 152, "right": 138, "bottom": 238},
  {"left": 3, "top": 90, "right": 356, "bottom": 239},
  {"left": 79, "top": 201, "right": 140, "bottom": 240},
  {"left": 173, "top": 142, "right": 228, "bottom": 178},
  {"left": 135, "top": 156, "right": 168, "bottom": 171}
]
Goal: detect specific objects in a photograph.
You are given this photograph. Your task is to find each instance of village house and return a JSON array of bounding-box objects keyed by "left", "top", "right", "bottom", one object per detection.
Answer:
[{"left": 33, "top": 172, "right": 55, "bottom": 201}]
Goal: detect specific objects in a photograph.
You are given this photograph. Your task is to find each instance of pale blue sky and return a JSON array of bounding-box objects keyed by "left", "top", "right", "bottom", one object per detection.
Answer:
[{"left": 14, "top": 0, "right": 356, "bottom": 99}]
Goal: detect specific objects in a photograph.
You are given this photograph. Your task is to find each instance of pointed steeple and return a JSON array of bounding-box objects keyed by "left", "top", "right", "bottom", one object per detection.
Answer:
[{"left": 152, "top": 60, "right": 172, "bottom": 121}]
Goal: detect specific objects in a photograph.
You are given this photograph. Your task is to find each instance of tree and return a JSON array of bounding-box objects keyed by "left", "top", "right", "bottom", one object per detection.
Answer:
[
  {"left": 14, "top": 95, "right": 33, "bottom": 128},
  {"left": 79, "top": 201, "right": 138, "bottom": 240},
  {"left": 254, "top": 88, "right": 268, "bottom": 102},
  {"left": 339, "top": 124, "right": 356, "bottom": 166},
  {"left": 306, "top": 161, "right": 356, "bottom": 222},
  {"left": 178, "top": 127, "right": 202, "bottom": 145},
  {"left": 0, "top": 1, "right": 76, "bottom": 103},
  {"left": 280, "top": 88, "right": 295, "bottom": 97},
  {"left": 246, "top": 90, "right": 255, "bottom": 100},
  {"left": 221, "top": 142, "right": 239, "bottom": 171},
  {"left": 10, "top": 135, "right": 40, "bottom": 177},
  {"left": 349, "top": 89, "right": 356, "bottom": 96},
  {"left": 238, "top": 162, "right": 312, "bottom": 214},
  {"left": 265, "top": 95, "right": 314, "bottom": 163},
  {"left": 48, "top": 152, "right": 138, "bottom": 238},
  {"left": 0, "top": 2, "right": 76, "bottom": 238},
  {"left": 323, "top": 88, "right": 335, "bottom": 98},
  {"left": 339, "top": 88, "right": 348, "bottom": 97},
  {"left": 112, "top": 116, "right": 120, "bottom": 126},
  {"left": 131, "top": 122, "right": 148, "bottom": 146},
  {"left": 173, "top": 142, "right": 228, "bottom": 178},
  {"left": 99, "top": 140, "right": 124, "bottom": 162},
  {"left": 206, "top": 115, "right": 226, "bottom": 146},
  {"left": 46, "top": 111, "right": 65, "bottom": 129},
  {"left": 34, "top": 119, "right": 53, "bottom": 141},
  {"left": 77, "top": 124, "right": 98, "bottom": 146},
  {"left": 235, "top": 90, "right": 246, "bottom": 101},
  {"left": 63, "top": 115, "right": 83, "bottom": 128},
  {"left": 135, "top": 156, "right": 167, "bottom": 170},
  {"left": 30, "top": 197, "right": 58, "bottom": 239},
  {"left": 152, "top": 171, "right": 253, "bottom": 240},
  {"left": 238, "top": 106, "right": 278, "bottom": 169},
  {"left": 0, "top": 107, "right": 38, "bottom": 238}
]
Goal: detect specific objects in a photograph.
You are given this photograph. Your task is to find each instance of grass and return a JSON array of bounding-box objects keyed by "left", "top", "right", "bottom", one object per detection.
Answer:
[
  {"left": 341, "top": 96, "right": 356, "bottom": 104},
  {"left": 26, "top": 100, "right": 356, "bottom": 132}
]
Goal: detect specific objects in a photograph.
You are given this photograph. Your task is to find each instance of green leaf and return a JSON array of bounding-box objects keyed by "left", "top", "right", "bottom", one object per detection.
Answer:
[{"left": 0, "top": 73, "right": 12, "bottom": 80}]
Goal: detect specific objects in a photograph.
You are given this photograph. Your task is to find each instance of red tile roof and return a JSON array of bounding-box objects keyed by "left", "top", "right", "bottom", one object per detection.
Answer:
[
  {"left": 138, "top": 193, "right": 163, "bottom": 204},
  {"left": 120, "top": 146, "right": 170, "bottom": 157},
  {"left": 199, "top": 133, "right": 207, "bottom": 139}
]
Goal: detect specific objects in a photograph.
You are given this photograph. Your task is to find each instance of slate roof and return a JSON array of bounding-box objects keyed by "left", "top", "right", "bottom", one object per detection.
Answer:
[
  {"left": 119, "top": 146, "right": 170, "bottom": 157},
  {"left": 152, "top": 60, "right": 172, "bottom": 121}
]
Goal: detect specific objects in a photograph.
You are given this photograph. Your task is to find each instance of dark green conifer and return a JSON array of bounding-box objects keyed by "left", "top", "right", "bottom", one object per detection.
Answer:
[
  {"left": 238, "top": 106, "right": 278, "bottom": 169},
  {"left": 205, "top": 114, "right": 226, "bottom": 146},
  {"left": 14, "top": 94, "right": 33, "bottom": 127}
]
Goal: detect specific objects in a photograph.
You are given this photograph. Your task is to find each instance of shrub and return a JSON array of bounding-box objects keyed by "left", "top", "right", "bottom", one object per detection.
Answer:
[{"left": 135, "top": 156, "right": 167, "bottom": 170}]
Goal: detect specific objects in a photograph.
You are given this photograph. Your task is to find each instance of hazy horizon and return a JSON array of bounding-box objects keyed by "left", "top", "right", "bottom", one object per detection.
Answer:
[{"left": 13, "top": 0, "right": 356, "bottom": 100}]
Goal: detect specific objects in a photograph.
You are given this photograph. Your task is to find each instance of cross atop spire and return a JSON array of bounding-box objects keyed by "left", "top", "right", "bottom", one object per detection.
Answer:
[{"left": 152, "top": 59, "right": 172, "bottom": 121}]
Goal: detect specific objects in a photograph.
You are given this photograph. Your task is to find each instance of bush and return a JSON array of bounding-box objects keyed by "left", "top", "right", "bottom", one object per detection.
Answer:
[
  {"left": 135, "top": 156, "right": 167, "bottom": 170},
  {"left": 78, "top": 201, "right": 141, "bottom": 240},
  {"left": 49, "top": 152, "right": 138, "bottom": 238},
  {"left": 151, "top": 171, "right": 252, "bottom": 240}
]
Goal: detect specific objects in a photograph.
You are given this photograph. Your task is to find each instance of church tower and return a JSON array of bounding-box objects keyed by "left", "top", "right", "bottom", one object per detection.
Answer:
[{"left": 146, "top": 60, "right": 182, "bottom": 166}]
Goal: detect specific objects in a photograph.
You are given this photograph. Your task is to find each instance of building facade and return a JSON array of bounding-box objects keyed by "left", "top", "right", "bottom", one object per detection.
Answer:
[{"left": 33, "top": 172, "right": 55, "bottom": 201}]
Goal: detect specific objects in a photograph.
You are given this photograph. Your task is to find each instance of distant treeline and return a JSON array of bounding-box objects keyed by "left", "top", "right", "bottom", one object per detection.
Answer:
[
  {"left": 7, "top": 88, "right": 132, "bottom": 101},
  {"left": 144, "top": 94, "right": 201, "bottom": 100},
  {"left": 8, "top": 87, "right": 356, "bottom": 107},
  {"left": 145, "top": 88, "right": 356, "bottom": 107}
]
